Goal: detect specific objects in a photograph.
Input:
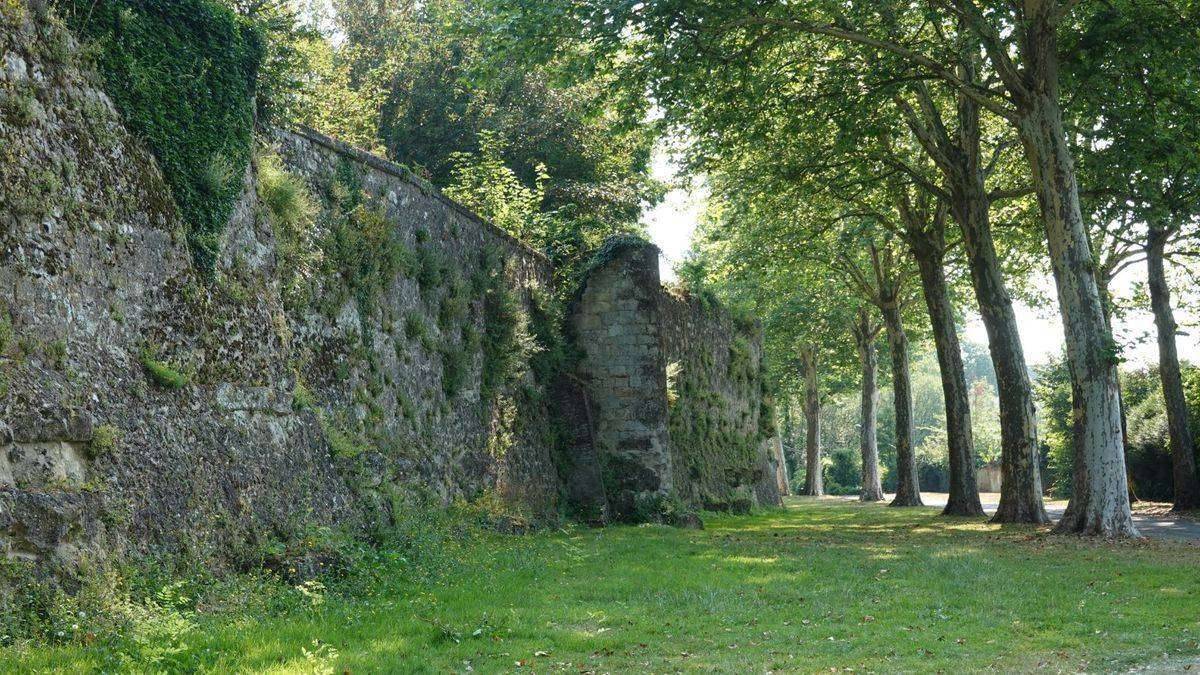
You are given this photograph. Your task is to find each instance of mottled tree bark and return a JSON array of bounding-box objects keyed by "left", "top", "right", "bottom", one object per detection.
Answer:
[
  {"left": 780, "top": 398, "right": 800, "bottom": 484},
  {"left": 1015, "top": 82, "right": 1135, "bottom": 536},
  {"left": 881, "top": 304, "right": 922, "bottom": 507},
  {"left": 1147, "top": 228, "right": 1200, "bottom": 511},
  {"left": 853, "top": 310, "right": 884, "bottom": 502},
  {"left": 913, "top": 252, "right": 984, "bottom": 516},
  {"left": 1096, "top": 274, "right": 1138, "bottom": 503},
  {"left": 800, "top": 346, "right": 823, "bottom": 496}
]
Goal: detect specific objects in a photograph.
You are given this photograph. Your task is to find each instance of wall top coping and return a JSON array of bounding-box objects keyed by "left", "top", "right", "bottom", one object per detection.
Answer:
[{"left": 282, "top": 125, "right": 550, "bottom": 264}]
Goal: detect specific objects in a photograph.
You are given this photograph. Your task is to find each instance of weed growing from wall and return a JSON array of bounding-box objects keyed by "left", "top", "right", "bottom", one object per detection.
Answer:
[
  {"left": 320, "top": 159, "right": 417, "bottom": 323},
  {"left": 87, "top": 424, "right": 121, "bottom": 459},
  {"left": 257, "top": 151, "right": 321, "bottom": 308},
  {"left": 139, "top": 348, "right": 190, "bottom": 390}
]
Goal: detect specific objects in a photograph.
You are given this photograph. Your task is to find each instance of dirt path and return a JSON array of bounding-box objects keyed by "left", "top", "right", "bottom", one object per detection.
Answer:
[{"left": 883, "top": 492, "right": 1200, "bottom": 542}]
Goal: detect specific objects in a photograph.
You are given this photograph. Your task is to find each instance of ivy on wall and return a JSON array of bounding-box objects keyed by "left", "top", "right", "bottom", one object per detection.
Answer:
[{"left": 54, "top": 0, "right": 263, "bottom": 272}]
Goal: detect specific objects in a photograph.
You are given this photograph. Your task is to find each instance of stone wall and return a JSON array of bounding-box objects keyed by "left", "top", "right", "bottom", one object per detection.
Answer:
[
  {"left": 0, "top": 4, "right": 350, "bottom": 568},
  {"left": 570, "top": 240, "right": 782, "bottom": 520},
  {"left": 0, "top": 5, "right": 779, "bottom": 574},
  {"left": 660, "top": 287, "right": 783, "bottom": 511},
  {"left": 570, "top": 243, "right": 673, "bottom": 520},
  {"left": 0, "top": 6, "right": 559, "bottom": 571},
  {"left": 272, "top": 126, "right": 561, "bottom": 521}
]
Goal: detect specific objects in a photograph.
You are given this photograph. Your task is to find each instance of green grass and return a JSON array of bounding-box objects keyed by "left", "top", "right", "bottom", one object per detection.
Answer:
[{"left": 5, "top": 498, "right": 1199, "bottom": 672}]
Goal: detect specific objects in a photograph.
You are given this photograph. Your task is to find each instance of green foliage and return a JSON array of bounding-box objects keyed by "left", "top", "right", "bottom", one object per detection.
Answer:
[
  {"left": 139, "top": 348, "right": 190, "bottom": 390},
  {"left": 480, "top": 282, "right": 523, "bottom": 400},
  {"left": 0, "top": 80, "right": 37, "bottom": 126},
  {"left": 46, "top": 339, "right": 67, "bottom": 371},
  {"left": 1035, "top": 355, "right": 1076, "bottom": 499},
  {"left": 403, "top": 312, "right": 432, "bottom": 350},
  {"left": 292, "top": 376, "right": 316, "bottom": 411},
  {"left": 0, "top": 312, "right": 13, "bottom": 354},
  {"left": 320, "top": 415, "right": 369, "bottom": 460},
  {"left": 319, "top": 163, "right": 416, "bottom": 319},
  {"left": 526, "top": 287, "right": 574, "bottom": 386},
  {"left": 304, "top": 0, "right": 660, "bottom": 288},
  {"left": 445, "top": 131, "right": 548, "bottom": 242},
  {"left": 414, "top": 246, "right": 446, "bottom": 299},
  {"left": 573, "top": 233, "right": 654, "bottom": 301},
  {"left": 440, "top": 347, "right": 470, "bottom": 398},
  {"left": 631, "top": 491, "right": 700, "bottom": 527},
  {"left": 1119, "top": 363, "right": 1200, "bottom": 502},
  {"left": 0, "top": 492, "right": 497, "bottom": 667},
  {"left": 54, "top": 0, "right": 264, "bottom": 273},
  {"left": 216, "top": 0, "right": 316, "bottom": 128},
  {"left": 437, "top": 276, "right": 470, "bottom": 332},
  {"left": 822, "top": 449, "right": 862, "bottom": 496}
]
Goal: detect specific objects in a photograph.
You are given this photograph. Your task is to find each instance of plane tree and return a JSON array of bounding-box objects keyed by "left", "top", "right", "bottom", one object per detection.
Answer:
[
  {"left": 687, "top": 213, "right": 860, "bottom": 497},
  {"left": 1063, "top": 0, "right": 1200, "bottom": 510},
  {"left": 489, "top": 0, "right": 1140, "bottom": 535}
]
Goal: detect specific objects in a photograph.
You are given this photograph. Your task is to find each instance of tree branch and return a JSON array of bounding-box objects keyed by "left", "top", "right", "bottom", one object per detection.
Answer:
[{"left": 722, "top": 16, "right": 1019, "bottom": 121}]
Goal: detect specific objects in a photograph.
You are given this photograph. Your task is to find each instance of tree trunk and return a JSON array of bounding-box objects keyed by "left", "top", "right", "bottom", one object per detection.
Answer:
[
  {"left": 881, "top": 304, "right": 922, "bottom": 507},
  {"left": 854, "top": 313, "right": 884, "bottom": 502},
  {"left": 800, "top": 348, "right": 824, "bottom": 496},
  {"left": 1097, "top": 275, "right": 1137, "bottom": 503},
  {"left": 1147, "top": 228, "right": 1200, "bottom": 511},
  {"left": 950, "top": 192, "right": 1047, "bottom": 522},
  {"left": 781, "top": 398, "right": 800, "bottom": 485},
  {"left": 914, "top": 253, "right": 984, "bottom": 516},
  {"left": 1015, "top": 86, "right": 1136, "bottom": 536},
  {"left": 942, "top": 59, "right": 1048, "bottom": 524}
]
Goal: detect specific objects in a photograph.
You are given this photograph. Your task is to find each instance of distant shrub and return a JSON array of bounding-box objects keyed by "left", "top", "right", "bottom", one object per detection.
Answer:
[{"left": 822, "top": 450, "right": 862, "bottom": 496}]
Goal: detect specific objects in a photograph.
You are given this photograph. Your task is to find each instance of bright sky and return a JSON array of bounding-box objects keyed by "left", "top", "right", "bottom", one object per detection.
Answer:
[
  {"left": 643, "top": 147, "right": 704, "bottom": 283},
  {"left": 641, "top": 149, "right": 1200, "bottom": 368}
]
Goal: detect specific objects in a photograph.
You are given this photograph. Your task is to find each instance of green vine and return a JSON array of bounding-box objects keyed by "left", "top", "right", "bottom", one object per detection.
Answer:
[{"left": 54, "top": 0, "right": 263, "bottom": 273}]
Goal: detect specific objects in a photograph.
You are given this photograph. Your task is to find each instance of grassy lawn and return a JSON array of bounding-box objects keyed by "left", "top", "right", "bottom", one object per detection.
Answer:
[{"left": 5, "top": 497, "right": 1199, "bottom": 673}]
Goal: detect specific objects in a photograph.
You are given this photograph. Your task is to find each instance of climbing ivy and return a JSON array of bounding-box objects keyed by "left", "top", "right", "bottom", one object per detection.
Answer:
[{"left": 54, "top": 0, "right": 263, "bottom": 272}]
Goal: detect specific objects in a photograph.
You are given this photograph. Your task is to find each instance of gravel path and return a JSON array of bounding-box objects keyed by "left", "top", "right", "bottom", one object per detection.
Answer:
[{"left": 879, "top": 492, "right": 1200, "bottom": 542}]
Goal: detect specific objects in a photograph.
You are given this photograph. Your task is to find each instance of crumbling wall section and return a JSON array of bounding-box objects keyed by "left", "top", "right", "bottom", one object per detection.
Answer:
[
  {"left": 570, "top": 240, "right": 782, "bottom": 520},
  {"left": 570, "top": 242, "right": 672, "bottom": 520},
  {"left": 660, "top": 291, "right": 783, "bottom": 511}
]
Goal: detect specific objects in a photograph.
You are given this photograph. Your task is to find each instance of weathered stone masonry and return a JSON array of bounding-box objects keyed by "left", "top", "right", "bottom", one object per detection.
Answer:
[
  {"left": 0, "top": 6, "right": 780, "bottom": 572},
  {"left": 571, "top": 243, "right": 675, "bottom": 519}
]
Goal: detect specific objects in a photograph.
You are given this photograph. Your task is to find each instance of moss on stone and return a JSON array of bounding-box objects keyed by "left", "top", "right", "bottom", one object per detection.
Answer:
[{"left": 139, "top": 348, "right": 190, "bottom": 390}]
